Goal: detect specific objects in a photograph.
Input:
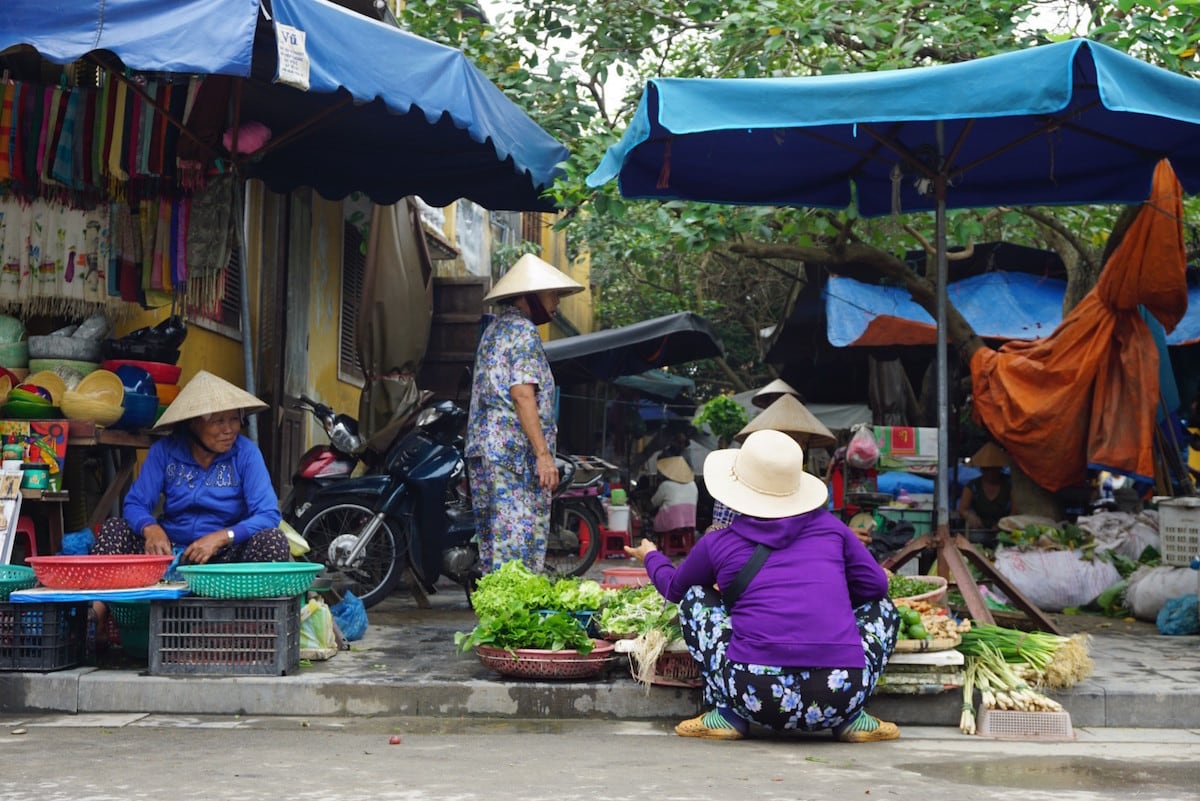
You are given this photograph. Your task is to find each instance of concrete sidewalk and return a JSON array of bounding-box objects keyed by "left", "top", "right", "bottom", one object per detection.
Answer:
[{"left": 2, "top": 581, "right": 1197, "bottom": 729}]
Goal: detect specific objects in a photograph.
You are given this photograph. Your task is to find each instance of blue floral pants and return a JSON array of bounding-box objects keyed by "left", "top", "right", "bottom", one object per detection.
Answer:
[
  {"left": 93, "top": 518, "right": 290, "bottom": 563},
  {"left": 678, "top": 586, "right": 899, "bottom": 732},
  {"left": 468, "top": 456, "right": 549, "bottom": 573}
]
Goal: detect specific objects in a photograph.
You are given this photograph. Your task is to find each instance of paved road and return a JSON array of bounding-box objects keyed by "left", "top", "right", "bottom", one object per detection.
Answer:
[{"left": 1, "top": 715, "right": 1197, "bottom": 801}]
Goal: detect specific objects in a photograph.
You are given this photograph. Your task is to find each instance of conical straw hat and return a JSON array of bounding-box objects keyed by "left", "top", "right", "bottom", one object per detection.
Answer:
[
  {"left": 752, "top": 377, "right": 803, "bottom": 409},
  {"left": 657, "top": 455, "right": 694, "bottom": 484},
  {"left": 483, "top": 253, "right": 585, "bottom": 304},
  {"left": 735, "top": 394, "right": 836, "bottom": 449},
  {"left": 970, "top": 441, "right": 1011, "bottom": 468},
  {"left": 154, "top": 370, "right": 268, "bottom": 429}
]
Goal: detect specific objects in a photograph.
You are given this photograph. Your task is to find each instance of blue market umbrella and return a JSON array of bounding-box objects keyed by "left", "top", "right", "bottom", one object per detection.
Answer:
[{"left": 588, "top": 39, "right": 1200, "bottom": 630}]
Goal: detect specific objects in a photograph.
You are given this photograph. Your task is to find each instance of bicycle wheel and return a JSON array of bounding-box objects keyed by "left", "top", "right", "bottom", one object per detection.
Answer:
[
  {"left": 544, "top": 500, "right": 602, "bottom": 577},
  {"left": 298, "top": 499, "right": 404, "bottom": 609}
]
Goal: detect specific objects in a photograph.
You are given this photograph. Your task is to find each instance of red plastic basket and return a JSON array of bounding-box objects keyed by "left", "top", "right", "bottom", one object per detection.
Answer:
[{"left": 26, "top": 555, "right": 174, "bottom": 590}]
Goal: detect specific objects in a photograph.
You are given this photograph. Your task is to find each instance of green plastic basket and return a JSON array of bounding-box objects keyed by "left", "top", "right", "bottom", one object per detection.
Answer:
[
  {"left": 108, "top": 601, "right": 151, "bottom": 658},
  {"left": 176, "top": 562, "right": 322, "bottom": 599},
  {"left": 0, "top": 565, "right": 36, "bottom": 601}
]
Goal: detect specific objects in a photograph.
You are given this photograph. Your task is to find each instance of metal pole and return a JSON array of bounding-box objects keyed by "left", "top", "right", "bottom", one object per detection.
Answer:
[
  {"left": 237, "top": 179, "right": 258, "bottom": 442},
  {"left": 935, "top": 121, "right": 950, "bottom": 532}
]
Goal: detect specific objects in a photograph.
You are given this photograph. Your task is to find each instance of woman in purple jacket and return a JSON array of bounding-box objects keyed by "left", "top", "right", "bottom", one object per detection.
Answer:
[{"left": 626, "top": 429, "right": 900, "bottom": 742}]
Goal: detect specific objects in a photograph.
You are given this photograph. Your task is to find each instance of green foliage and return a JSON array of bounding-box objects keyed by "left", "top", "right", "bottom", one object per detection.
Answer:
[
  {"left": 398, "top": 1, "right": 1200, "bottom": 394},
  {"left": 693, "top": 395, "right": 749, "bottom": 443}
]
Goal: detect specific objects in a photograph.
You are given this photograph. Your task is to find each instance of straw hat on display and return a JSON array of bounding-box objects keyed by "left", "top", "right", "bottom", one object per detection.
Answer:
[
  {"left": 154, "top": 370, "right": 268, "bottom": 429},
  {"left": 734, "top": 394, "right": 836, "bottom": 449},
  {"left": 657, "top": 455, "right": 694, "bottom": 484},
  {"left": 704, "top": 429, "right": 829, "bottom": 519},
  {"left": 751, "top": 377, "right": 803, "bottom": 409},
  {"left": 970, "top": 441, "right": 1011, "bottom": 469},
  {"left": 483, "top": 253, "right": 585, "bottom": 304}
]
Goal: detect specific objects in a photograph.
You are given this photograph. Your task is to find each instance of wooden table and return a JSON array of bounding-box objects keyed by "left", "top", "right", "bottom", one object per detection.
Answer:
[{"left": 67, "top": 422, "right": 156, "bottom": 531}]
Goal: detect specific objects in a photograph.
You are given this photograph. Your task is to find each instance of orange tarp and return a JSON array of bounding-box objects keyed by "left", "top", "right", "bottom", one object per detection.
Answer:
[{"left": 970, "top": 160, "right": 1187, "bottom": 492}]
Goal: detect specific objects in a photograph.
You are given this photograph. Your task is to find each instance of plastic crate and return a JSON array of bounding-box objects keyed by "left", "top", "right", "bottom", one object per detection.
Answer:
[
  {"left": 108, "top": 601, "right": 151, "bottom": 659},
  {"left": 148, "top": 596, "right": 301, "bottom": 676},
  {"left": 0, "top": 602, "right": 87, "bottom": 672},
  {"left": 876, "top": 506, "right": 934, "bottom": 538},
  {"left": 976, "top": 707, "right": 1074, "bottom": 741},
  {"left": 1156, "top": 498, "right": 1200, "bottom": 567}
]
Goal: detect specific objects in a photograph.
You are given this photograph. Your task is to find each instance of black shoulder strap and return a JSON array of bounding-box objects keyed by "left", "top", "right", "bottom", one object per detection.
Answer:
[{"left": 721, "top": 544, "right": 771, "bottom": 610}]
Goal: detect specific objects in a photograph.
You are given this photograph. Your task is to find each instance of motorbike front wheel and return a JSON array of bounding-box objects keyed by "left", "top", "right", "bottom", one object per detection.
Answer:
[
  {"left": 544, "top": 499, "right": 602, "bottom": 578},
  {"left": 297, "top": 499, "right": 404, "bottom": 609}
]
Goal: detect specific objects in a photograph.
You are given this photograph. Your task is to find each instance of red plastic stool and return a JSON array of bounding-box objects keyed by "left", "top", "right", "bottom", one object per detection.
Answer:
[
  {"left": 13, "top": 514, "right": 37, "bottom": 560},
  {"left": 657, "top": 527, "right": 696, "bottom": 557},
  {"left": 598, "top": 525, "right": 632, "bottom": 560}
]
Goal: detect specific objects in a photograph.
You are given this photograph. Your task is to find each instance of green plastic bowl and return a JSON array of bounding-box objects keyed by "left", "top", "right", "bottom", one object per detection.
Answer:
[
  {"left": 0, "top": 564, "right": 36, "bottom": 600},
  {"left": 177, "top": 562, "right": 323, "bottom": 599},
  {"left": 2, "top": 399, "right": 61, "bottom": 419}
]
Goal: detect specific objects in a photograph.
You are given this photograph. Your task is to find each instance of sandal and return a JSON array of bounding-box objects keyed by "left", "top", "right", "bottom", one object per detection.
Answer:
[
  {"left": 674, "top": 711, "right": 745, "bottom": 740},
  {"left": 834, "top": 712, "right": 900, "bottom": 743}
]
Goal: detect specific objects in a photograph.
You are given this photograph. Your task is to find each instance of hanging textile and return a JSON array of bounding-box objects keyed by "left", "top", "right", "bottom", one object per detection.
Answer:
[
  {"left": 0, "top": 196, "right": 115, "bottom": 317},
  {"left": 0, "top": 80, "right": 14, "bottom": 183}
]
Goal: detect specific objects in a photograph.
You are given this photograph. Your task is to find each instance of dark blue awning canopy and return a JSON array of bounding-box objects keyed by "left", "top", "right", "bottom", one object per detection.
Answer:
[{"left": 1, "top": 0, "right": 567, "bottom": 209}]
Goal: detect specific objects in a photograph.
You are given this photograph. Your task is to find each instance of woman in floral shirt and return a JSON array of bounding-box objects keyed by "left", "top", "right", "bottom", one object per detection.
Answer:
[{"left": 467, "top": 254, "right": 583, "bottom": 573}]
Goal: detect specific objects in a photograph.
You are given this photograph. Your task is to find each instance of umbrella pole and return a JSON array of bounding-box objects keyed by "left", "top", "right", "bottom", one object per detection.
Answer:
[{"left": 883, "top": 122, "right": 1060, "bottom": 634}]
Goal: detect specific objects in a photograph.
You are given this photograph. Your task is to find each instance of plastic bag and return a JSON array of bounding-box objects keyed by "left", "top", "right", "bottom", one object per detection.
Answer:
[
  {"left": 845, "top": 425, "right": 880, "bottom": 470},
  {"left": 993, "top": 547, "right": 1120, "bottom": 612},
  {"left": 280, "top": 519, "right": 310, "bottom": 557},
  {"left": 1125, "top": 565, "right": 1198, "bottom": 621},
  {"left": 331, "top": 590, "right": 368, "bottom": 641},
  {"left": 300, "top": 596, "right": 339, "bottom": 660},
  {"left": 1156, "top": 594, "right": 1200, "bottom": 635}
]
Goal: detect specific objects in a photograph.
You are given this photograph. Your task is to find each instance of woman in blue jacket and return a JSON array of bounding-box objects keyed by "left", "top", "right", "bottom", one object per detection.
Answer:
[
  {"left": 626, "top": 429, "right": 900, "bottom": 742},
  {"left": 92, "top": 370, "right": 288, "bottom": 565}
]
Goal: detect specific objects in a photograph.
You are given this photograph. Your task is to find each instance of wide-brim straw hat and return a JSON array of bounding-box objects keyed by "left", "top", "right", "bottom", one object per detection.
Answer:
[
  {"left": 154, "top": 369, "right": 268, "bottom": 429},
  {"left": 657, "top": 455, "right": 694, "bottom": 484},
  {"left": 483, "top": 253, "right": 585, "bottom": 304},
  {"left": 752, "top": 377, "right": 803, "bottom": 409},
  {"left": 734, "top": 394, "right": 837, "bottom": 449},
  {"left": 971, "top": 441, "right": 1011, "bottom": 468},
  {"left": 704, "top": 429, "right": 829, "bottom": 519}
]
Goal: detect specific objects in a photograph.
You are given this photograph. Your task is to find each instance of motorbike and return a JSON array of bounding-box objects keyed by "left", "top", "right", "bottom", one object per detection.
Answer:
[
  {"left": 288, "top": 398, "right": 603, "bottom": 609},
  {"left": 282, "top": 392, "right": 436, "bottom": 522}
]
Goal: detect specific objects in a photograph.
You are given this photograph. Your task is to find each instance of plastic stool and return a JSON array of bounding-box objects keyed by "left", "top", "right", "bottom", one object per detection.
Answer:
[
  {"left": 599, "top": 525, "right": 632, "bottom": 560},
  {"left": 14, "top": 514, "right": 37, "bottom": 560},
  {"left": 657, "top": 527, "right": 696, "bottom": 557}
]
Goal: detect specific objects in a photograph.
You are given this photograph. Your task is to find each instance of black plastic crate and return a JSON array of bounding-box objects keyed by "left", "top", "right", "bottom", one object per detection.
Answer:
[
  {"left": 149, "top": 596, "right": 300, "bottom": 676},
  {"left": 0, "top": 602, "right": 88, "bottom": 672}
]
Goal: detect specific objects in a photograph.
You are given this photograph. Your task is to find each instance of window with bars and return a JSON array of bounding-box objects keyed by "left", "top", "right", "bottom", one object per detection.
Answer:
[
  {"left": 520, "top": 211, "right": 542, "bottom": 245},
  {"left": 187, "top": 245, "right": 243, "bottom": 339},
  {"left": 339, "top": 221, "right": 366, "bottom": 382}
]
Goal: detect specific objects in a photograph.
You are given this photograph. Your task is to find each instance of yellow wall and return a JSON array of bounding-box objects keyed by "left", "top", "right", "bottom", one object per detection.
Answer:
[{"left": 309, "top": 195, "right": 363, "bottom": 417}]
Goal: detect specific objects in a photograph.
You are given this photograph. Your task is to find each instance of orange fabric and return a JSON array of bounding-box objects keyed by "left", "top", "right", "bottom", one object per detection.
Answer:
[{"left": 970, "top": 160, "right": 1186, "bottom": 492}]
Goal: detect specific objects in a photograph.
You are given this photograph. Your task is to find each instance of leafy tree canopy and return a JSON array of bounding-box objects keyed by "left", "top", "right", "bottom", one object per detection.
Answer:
[{"left": 397, "top": 0, "right": 1200, "bottom": 398}]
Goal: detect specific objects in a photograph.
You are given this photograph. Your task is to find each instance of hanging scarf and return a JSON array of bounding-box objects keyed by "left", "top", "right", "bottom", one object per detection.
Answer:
[
  {"left": 114, "top": 201, "right": 140, "bottom": 303},
  {"left": 50, "top": 87, "right": 81, "bottom": 188},
  {"left": 78, "top": 86, "right": 95, "bottom": 190},
  {"left": 174, "top": 195, "right": 189, "bottom": 286},
  {"left": 126, "top": 83, "right": 141, "bottom": 184},
  {"left": 0, "top": 81, "right": 13, "bottom": 183},
  {"left": 19, "top": 82, "right": 41, "bottom": 193},
  {"left": 107, "top": 80, "right": 128, "bottom": 183},
  {"left": 34, "top": 86, "right": 54, "bottom": 190}
]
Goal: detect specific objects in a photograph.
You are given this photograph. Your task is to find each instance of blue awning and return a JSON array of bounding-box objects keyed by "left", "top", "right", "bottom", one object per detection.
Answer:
[
  {"left": 825, "top": 272, "right": 1200, "bottom": 347},
  {"left": 0, "top": 0, "right": 567, "bottom": 209},
  {"left": 588, "top": 39, "right": 1200, "bottom": 215}
]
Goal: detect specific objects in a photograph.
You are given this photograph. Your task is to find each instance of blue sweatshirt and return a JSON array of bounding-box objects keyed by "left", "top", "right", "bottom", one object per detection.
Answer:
[
  {"left": 644, "top": 507, "right": 888, "bottom": 669},
  {"left": 123, "top": 432, "right": 281, "bottom": 547}
]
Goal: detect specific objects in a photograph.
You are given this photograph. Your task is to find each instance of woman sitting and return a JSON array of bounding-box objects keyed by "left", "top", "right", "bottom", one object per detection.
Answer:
[
  {"left": 958, "top": 441, "right": 1014, "bottom": 532},
  {"left": 650, "top": 456, "right": 698, "bottom": 537},
  {"left": 92, "top": 370, "right": 289, "bottom": 564},
  {"left": 625, "top": 429, "right": 900, "bottom": 742}
]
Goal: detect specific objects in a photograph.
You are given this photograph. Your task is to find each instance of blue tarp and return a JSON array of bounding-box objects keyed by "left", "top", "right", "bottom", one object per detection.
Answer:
[
  {"left": 826, "top": 273, "right": 1200, "bottom": 347},
  {"left": 588, "top": 39, "right": 1200, "bottom": 215},
  {"left": 1, "top": 0, "right": 567, "bottom": 209}
]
